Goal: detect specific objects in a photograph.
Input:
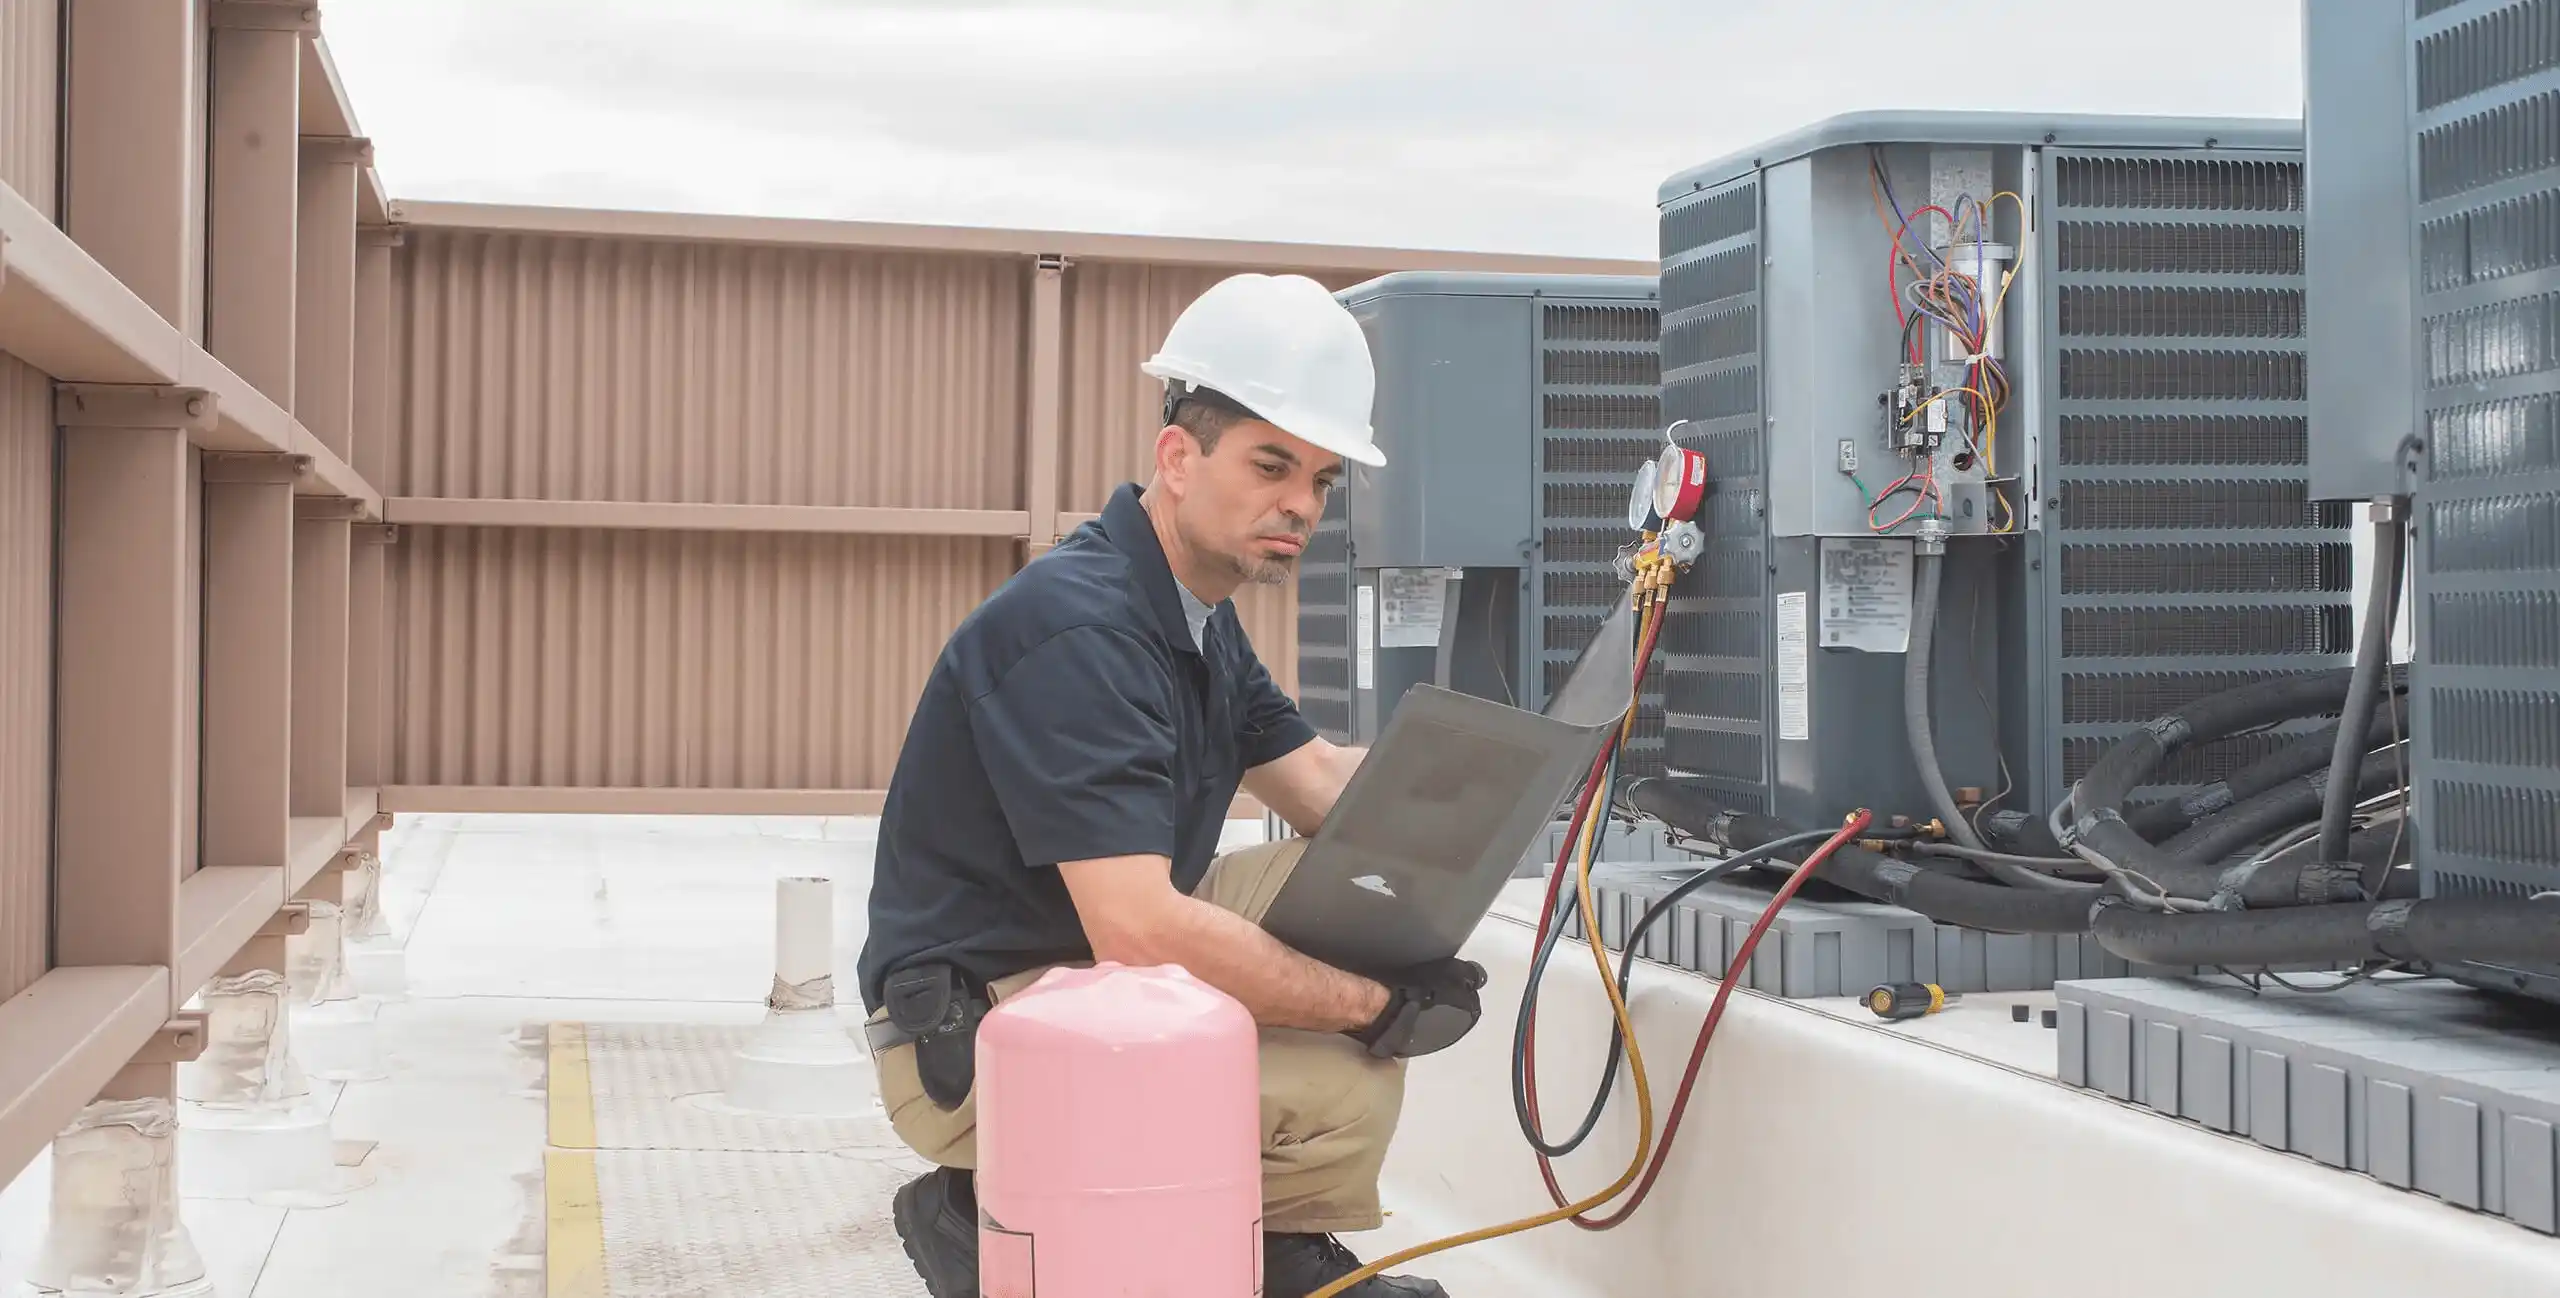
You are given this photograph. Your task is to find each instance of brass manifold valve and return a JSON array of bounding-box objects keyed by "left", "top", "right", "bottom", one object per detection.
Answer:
[
  {"left": 1624, "top": 435, "right": 1713, "bottom": 604},
  {"left": 1630, "top": 521, "right": 1706, "bottom": 601}
]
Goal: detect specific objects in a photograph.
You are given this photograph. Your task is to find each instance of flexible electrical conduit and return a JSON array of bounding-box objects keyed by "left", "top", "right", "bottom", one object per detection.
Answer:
[
  {"left": 1905, "top": 552, "right": 2096, "bottom": 896},
  {"left": 1904, "top": 553, "right": 1979, "bottom": 850},
  {"left": 2319, "top": 504, "right": 2407, "bottom": 865}
]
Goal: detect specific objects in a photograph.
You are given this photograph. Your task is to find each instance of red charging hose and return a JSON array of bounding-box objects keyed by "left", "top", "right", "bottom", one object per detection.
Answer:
[{"left": 1517, "top": 698, "right": 1875, "bottom": 1227}]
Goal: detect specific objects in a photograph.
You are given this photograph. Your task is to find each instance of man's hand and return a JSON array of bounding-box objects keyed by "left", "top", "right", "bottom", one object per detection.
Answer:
[
  {"left": 1059, "top": 852, "right": 1388, "bottom": 1033},
  {"left": 1346, "top": 958, "right": 1487, "bottom": 1059},
  {"left": 1244, "top": 738, "right": 1366, "bottom": 836}
]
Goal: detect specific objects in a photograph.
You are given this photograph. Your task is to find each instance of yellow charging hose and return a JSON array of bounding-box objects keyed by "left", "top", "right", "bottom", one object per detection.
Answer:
[{"left": 1306, "top": 581, "right": 1671, "bottom": 1298}]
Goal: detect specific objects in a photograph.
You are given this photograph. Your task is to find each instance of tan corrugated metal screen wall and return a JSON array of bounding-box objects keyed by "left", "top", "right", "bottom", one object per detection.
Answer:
[
  {"left": 365, "top": 201, "right": 1656, "bottom": 812},
  {"left": 391, "top": 529, "right": 1013, "bottom": 792},
  {"left": 376, "top": 216, "right": 1640, "bottom": 812},
  {"left": 386, "top": 232, "right": 1028, "bottom": 508},
  {"left": 381, "top": 229, "right": 1469, "bottom": 809},
  {"left": 0, "top": 0, "right": 56, "bottom": 220},
  {"left": 384, "top": 230, "right": 1042, "bottom": 806},
  {"left": 0, "top": 356, "right": 50, "bottom": 1002}
]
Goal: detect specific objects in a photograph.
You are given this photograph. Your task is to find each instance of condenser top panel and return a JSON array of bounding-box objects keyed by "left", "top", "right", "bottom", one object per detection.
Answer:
[
  {"left": 1657, "top": 110, "right": 2303, "bottom": 201},
  {"left": 1336, "top": 272, "right": 1659, "bottom": 304}
]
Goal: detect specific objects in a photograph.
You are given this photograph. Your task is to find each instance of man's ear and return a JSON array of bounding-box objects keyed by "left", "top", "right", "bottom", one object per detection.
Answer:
[{"left": 1153, "top": 424, "right": 1195, "bottom": 492}]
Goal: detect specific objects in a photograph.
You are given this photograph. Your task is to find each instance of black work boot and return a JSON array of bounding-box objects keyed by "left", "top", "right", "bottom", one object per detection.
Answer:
[
  {"left": 1264, "top": 1232, "right": 1451, "bottom": 1297},
  {"left": 891, "top": 1166, "right": 978, "bottom": 1297}
]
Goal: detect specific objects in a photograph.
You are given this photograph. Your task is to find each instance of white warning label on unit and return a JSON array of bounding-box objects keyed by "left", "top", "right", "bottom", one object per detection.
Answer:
[
  {"left": 1817, "top": 537, "right": 1914, "bottom": 654},
  {"left": 1377, "top": 568, "right": 1448, "bottom": 649},
  {"left": 1355, "top": 583, "right": 1376, "bottom": 691},
  {"left": 1776, "top": 590, "right": 1810, "bottom": 742}
]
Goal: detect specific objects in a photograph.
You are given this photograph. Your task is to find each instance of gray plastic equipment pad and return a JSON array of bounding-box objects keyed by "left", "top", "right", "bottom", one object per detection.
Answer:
[
  {"left": 2054, "top": 976, "right": 2560, "bottom": 1235},
  {"left": 1568, "top": 864, "right": 2203, "bottom": 997}
]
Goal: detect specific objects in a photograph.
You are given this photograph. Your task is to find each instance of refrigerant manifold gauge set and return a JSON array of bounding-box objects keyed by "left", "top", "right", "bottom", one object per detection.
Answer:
[{"left": 1619, "top": 438, "right": 1709, "bottom": 592}]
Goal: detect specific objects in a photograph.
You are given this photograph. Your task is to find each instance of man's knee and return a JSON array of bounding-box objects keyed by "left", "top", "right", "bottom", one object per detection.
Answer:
[
  {"left": 875, "top": 1038, "right": 979, "bottom": 1169},
  {"left": 1259, "top": 1026, "right": 1406, "bottom": 1149},
  {"left": 869, "top": 963, "right": 1055, "bottom": 1171},
  {"left": 1257, "top": 1028, "right": 1405, "bottom": 1232}
]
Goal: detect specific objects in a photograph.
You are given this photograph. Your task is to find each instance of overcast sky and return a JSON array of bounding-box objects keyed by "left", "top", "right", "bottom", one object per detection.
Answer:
[{"left": 321, "top": 0, "right": 2307, "bottom": 260}]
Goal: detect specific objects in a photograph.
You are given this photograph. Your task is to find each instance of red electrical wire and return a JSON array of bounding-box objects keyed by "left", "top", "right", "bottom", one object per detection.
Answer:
[{"left": 1525, "top": 807, "right": 1875, "bottom": 1230}]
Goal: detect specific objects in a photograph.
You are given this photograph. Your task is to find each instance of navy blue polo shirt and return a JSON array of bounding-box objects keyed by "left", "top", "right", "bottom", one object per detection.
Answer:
[{"left": 855, "top": 482, "right": 1319, "bottom": 1012}]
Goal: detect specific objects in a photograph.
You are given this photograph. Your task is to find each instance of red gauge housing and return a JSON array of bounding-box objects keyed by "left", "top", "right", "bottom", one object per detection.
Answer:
[{"left": 1653, "top": 446, "right": 1709, "bottom": 524}]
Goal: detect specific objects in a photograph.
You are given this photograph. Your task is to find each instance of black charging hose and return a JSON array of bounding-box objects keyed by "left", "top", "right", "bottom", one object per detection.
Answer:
[{"left": 1510, "top": 828, "right": 1834, "bottom": 1159}]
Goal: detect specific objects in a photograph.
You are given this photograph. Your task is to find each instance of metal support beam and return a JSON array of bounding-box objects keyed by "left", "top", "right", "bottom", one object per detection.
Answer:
[
  {"left": 295, "top": 138, "right": 367, "bottom": 459},
  {"left": 208, "top": 0, "right": 319, "bottom": 33},
  {"left": 98, "top": 1015, "right": 209, "bottom": 1104},
  {"left": 292, "top": 517, "right": 351, "bottom": 818},
  {"left": 380, "top": 497, "right": 1030, "bottom": 535},
  {"left": 54, "top": 389, "right": 197, "bottom": 1025},
  {"left": 207, "top": 15, "right": 302, "bottom": 407},
  {"left": 202, "top": 450, "right": 313, "bottom": 484},
  {"left": 202, "top": 477, "right": 295, "bottom": 871},
  {"left": 347, "top": 523, "right": 389, "bottom": 790},
  {"left": 64, "top": 0, "right": 208, "bottom": 333},
  {"left": 353, "top": 227, "right": 398, "bottom": 487},
  {"left": 1025, "top": 253, "right": 1068, "bottom": 556},
  {"left": 55, "top": 383, "right": 216, "bottom": 433}
]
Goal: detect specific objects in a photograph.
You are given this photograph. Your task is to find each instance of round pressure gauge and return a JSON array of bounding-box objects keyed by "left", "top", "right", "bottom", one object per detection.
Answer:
[
  {"left": 1654, "top": 446, "right": 1709, "bottom": 524},
  {"left": 1626, "top": 458, "right": 1663, "bottom": 531}
]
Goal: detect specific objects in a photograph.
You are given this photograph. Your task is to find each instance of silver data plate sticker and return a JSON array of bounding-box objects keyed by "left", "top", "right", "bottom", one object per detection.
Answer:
[
  {"left": 1355, "top": 583, "right": 1376, "bottom": 690},
  {"left": 1818, "top": 537, "right": 1914, "bottom": 654},
  {"left": 1377, "top": 568, "right": 1448, "bottom": 649},
  {"left": 1776, "top": 590, "right": 1810, "bottom": 742}
]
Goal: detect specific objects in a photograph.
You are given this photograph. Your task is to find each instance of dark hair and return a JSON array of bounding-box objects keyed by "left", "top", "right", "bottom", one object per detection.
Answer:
[
  {"left": 1164, "top": 383, "right": 1256, "bottom": 455},
  {"left": 1171, "top": 399, "right": 1248, "bottom": 455}
]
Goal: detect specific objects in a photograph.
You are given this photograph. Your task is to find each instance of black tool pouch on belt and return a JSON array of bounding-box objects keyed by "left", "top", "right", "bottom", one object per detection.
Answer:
[{"left": 884, "top": 963, "right": 986, "bottom": 1110}]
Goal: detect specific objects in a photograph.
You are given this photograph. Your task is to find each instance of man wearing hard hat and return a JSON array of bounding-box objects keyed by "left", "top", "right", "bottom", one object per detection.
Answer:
[{"left": 858, "top": 273, "right": 1480, "bottom": 1297}]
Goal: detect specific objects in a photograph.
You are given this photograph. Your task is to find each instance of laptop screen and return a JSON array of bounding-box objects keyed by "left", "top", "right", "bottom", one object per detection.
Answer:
[{"left": 1313, "top": 721, "right": 1551, "bottom": 880}]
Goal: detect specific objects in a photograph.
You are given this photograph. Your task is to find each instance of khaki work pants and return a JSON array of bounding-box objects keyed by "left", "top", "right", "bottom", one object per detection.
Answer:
[{"left": 869, "top": 838, "right": 1407, "bottom": 1234}]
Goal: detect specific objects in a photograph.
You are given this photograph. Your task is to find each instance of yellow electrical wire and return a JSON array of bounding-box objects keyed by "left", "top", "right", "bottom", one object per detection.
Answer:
[
  {"left": 1981, "top": 189, "right": 2029, "bottom": 533},
  {"left": 1305, "top": 587, "right": 1668, "bottom": 1298}
]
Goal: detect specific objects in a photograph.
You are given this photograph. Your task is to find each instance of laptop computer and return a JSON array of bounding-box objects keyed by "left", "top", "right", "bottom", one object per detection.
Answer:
[{"left": 1255, "top": 594, "right": 1637, "bottom": 977}]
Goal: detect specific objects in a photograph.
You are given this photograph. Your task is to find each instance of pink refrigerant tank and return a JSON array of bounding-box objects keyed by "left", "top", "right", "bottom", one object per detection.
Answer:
[{"left": 974, "top": 961, "right": 1261, "bottom": 1297}]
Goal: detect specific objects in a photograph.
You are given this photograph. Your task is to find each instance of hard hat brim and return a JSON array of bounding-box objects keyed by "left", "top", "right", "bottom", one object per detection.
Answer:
[{"left": 1144, "top": 359, "right": 1386, "bottom": 468}]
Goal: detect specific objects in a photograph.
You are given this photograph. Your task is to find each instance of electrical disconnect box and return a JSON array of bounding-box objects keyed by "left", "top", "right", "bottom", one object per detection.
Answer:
[
  {"left": 1295, "top": 272, "right": 1663, "bottom": 768},
  {"left": 1652, "top": 111, "right": 2355, "bottom": 831}
]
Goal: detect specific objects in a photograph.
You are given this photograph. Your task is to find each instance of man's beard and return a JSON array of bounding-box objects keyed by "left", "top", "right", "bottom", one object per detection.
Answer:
[
  {"left": 1188, "top": 513, "right": 1304, "bottom": 586},
  {"left": 1211, "top": 545, "right": 1296, "bottom": 586},
  {"left": 1236, "top": 552, "right": 1296, "bottom": 585}
]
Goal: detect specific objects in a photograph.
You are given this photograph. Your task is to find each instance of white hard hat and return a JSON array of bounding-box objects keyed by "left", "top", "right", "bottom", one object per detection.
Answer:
[{"left": 1142, "top": 273, "right": 1385, "bottom": 468}]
